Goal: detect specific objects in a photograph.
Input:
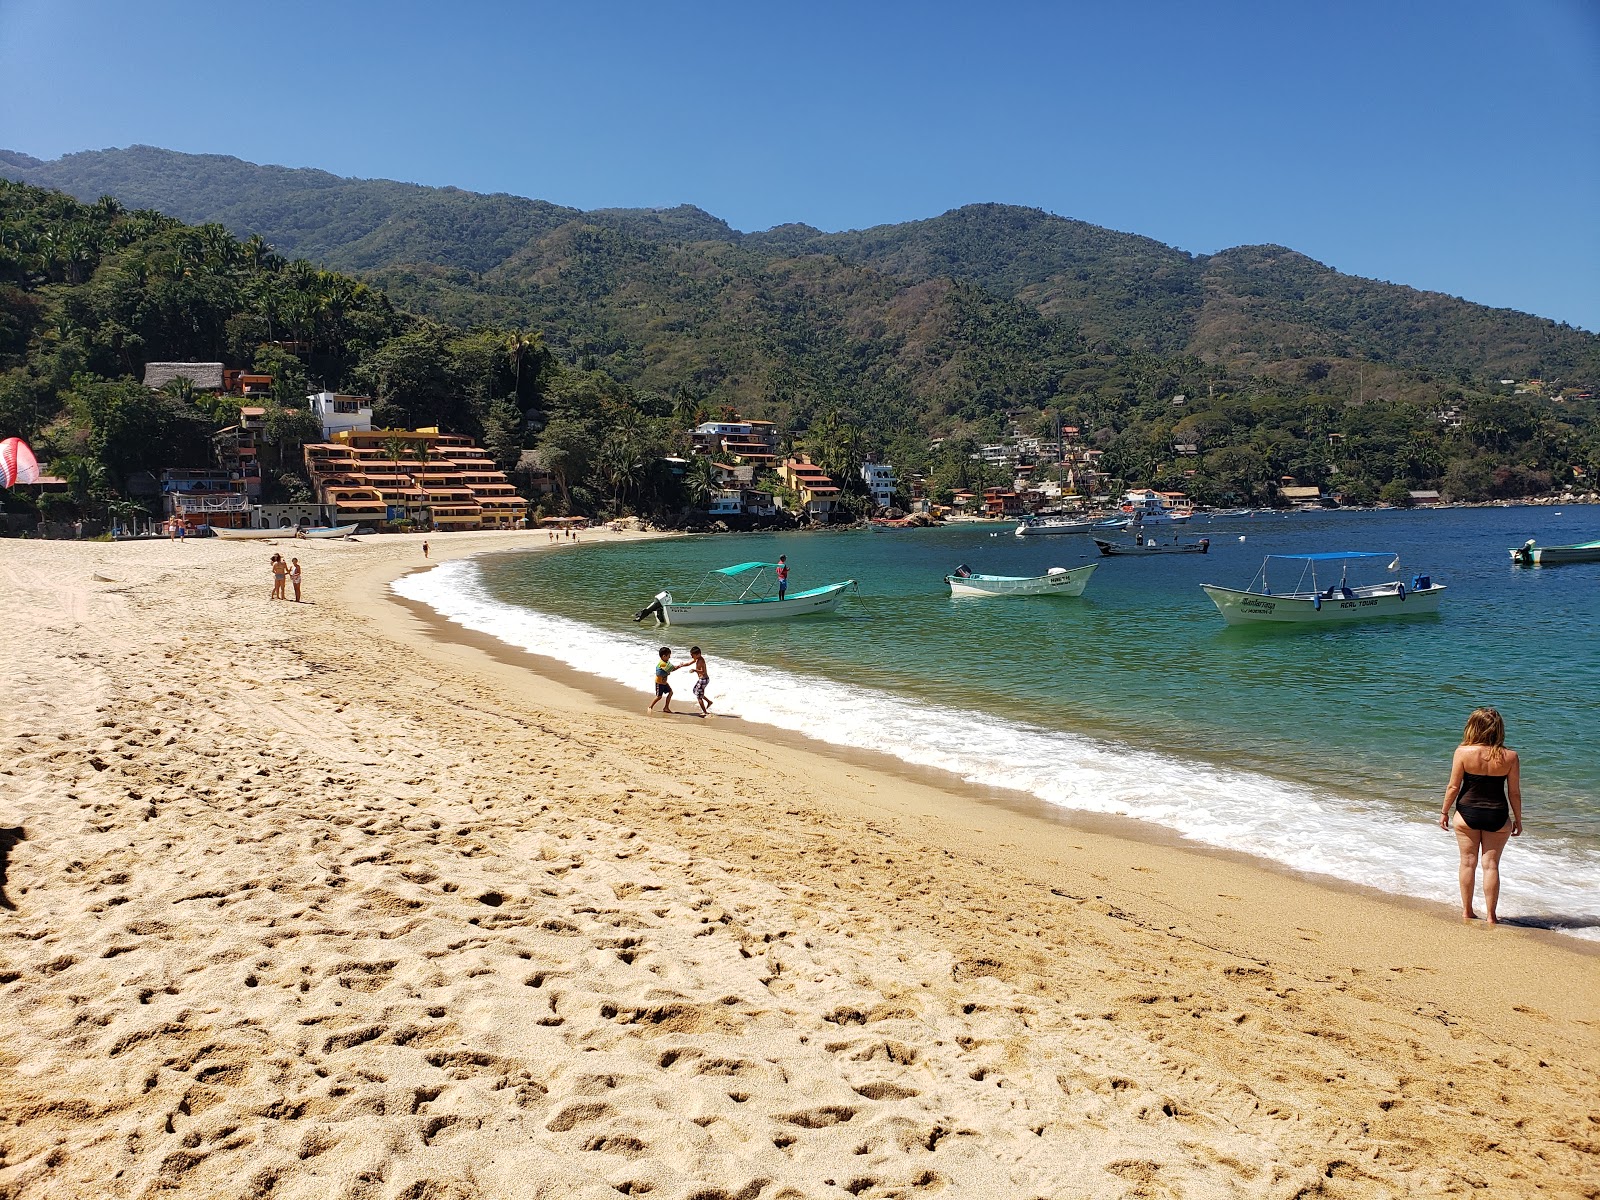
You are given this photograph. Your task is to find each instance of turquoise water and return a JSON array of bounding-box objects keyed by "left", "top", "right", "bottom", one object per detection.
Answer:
[{"left": 397, "top": 506, "right": 1600, "bottom": 934}]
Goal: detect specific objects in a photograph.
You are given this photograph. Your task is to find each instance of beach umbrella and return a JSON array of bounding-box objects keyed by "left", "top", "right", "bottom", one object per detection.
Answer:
[{"left": 0, "top": 437, "right": 41, "bottom": 487}]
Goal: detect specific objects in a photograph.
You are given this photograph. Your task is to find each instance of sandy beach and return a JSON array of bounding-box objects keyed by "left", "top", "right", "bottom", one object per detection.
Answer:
[{"left": 1, "top": 529, "right": 1596, "bottom": 1199}]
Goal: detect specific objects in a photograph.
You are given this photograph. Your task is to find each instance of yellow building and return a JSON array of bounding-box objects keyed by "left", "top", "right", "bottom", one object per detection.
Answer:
[{"left": 304, "top": 428, "right": 525, "bottom": 530}]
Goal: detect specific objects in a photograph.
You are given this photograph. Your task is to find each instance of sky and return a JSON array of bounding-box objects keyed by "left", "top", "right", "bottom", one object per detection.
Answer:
[{"left": 2, "top": 0, "right": 1597, "bottom": 331}]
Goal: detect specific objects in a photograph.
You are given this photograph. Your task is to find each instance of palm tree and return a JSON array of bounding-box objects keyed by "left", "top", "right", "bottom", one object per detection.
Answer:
[
  {"left": 505, "top": 331, "right": 544, "bottom": 404},
  {"left": 685, "top": 455, "right": 719, "bottom": 509}
]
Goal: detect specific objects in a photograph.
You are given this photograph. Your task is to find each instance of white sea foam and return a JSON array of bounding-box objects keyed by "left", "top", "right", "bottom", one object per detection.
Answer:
[{"left": 396, "top": 560, "right": 1600, "bottom": 940}]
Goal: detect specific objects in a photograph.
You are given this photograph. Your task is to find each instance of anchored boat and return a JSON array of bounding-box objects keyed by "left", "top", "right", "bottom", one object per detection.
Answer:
[
  {"left": 633, "top": 561, "right": 857, "bottom": 626},
  {"left": 1201, "top": 552, "right": 1445, "bottom": 625},
  {"left": 1093, "top": 535, "right": 1209, "bottom": 556},
  {"left": 1510, "top": 537, "right": 1600, "bottom": 566},
  {"left": 1015, "top": 515, "right": 1129, "bottom": 538},
  {"left": 945, "top": 563, "right": 1098, "bottom": 597}
]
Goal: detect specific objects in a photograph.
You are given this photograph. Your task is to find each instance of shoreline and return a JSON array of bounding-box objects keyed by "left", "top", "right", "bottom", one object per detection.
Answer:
[
  {"left": 3, "top": 529, "right": 1597, "bottom": 1197},
  {"left": 392, "top": 541, "right": 1600, "bottom": 951},
  {"left": 392, "top": 568, "right": 1600, "bottom": 958}
]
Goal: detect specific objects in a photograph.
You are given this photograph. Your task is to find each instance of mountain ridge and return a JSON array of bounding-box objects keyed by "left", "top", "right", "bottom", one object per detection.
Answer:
[{"left": 2, "top": 145, "right": 1596, "bottom": 391}]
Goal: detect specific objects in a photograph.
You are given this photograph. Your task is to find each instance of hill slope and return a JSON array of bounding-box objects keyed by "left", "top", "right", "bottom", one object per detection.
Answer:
[{"left": 5, "top": 146, "right": 1596, "bottom": 389}]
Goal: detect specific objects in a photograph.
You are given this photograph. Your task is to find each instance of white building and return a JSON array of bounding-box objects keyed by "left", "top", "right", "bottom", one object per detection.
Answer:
[
  {"left": 861, "top": 461, "right": 898, "bottom": 510},
  {"left": 309, "top": 391, "right": 374, "bottom": 441}
]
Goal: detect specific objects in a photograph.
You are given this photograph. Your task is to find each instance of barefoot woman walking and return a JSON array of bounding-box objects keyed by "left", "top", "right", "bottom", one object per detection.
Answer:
[{"left": 1440, "top": 707, "right": 1522, "bottom": 924}]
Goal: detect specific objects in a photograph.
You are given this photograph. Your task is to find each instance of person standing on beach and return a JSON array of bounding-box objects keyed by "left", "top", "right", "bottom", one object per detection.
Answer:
[
  {"left": 422, "top": 540, "right": 429, "bottom": 559},
  {"left": 289, "top": 557, "right": 303, "bottom": 602},
  {"left": 269, "top": 554, "right": 288, "bottom": 600},
  {"left": 686, "top": 646, "right": 713, "bottom": 714},
  {"left": 775, "top": 554, "right": 789, "bottom": 600},
  {"left": 649, "top": 646, "right": 683, "bottom": 713},
  {"left": 1440, "top": 707, "right": 1522, "bottom": 925}
]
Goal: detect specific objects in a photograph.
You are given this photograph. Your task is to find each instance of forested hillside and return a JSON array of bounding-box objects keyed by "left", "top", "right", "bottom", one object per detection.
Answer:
[
  {"left": 3, "top": 157, "right": 1597, "bottom": 517},
  {"left": 7, "top": 146, "right": 1596, "bottom": 388}
]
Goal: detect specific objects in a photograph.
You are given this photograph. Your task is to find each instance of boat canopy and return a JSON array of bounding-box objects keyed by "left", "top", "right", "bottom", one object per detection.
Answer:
[
  {"left": 1265, "top": 552, "right": 1396, "bottom": 563},
  {"left": 715, "top": 561, "right": 779, "bottom": 576}
]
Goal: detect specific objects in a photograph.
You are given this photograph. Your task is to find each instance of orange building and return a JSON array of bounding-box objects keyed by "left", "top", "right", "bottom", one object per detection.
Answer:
[{"left": 304, "top": 428, "right": 525, "bottom": 530}]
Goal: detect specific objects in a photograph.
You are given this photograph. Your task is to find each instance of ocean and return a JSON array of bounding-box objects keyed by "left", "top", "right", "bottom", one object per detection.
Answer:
[{"left": 394, "top": 506, "right": 1600, "bottom": 939}]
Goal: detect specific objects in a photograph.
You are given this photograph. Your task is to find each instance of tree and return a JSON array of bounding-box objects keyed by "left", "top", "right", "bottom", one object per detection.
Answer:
[
  {"left": 1379, "top": 481, "right": 1414, "bottom": 507},
  {"left": 534, "top": 417, "right": 596, "bottom": 512},
  {"left": 684, "top": 455, "right": 719, "bottom": 509},
  {"left": 481, "top": 397, "right": 524, "bottom": 472}
]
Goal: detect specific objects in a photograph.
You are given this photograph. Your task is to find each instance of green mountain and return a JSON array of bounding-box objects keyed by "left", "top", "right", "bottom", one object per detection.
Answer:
[
  {"left": 5, "top": 146, "right": 1595, "bottom": 388},
  {"left": 3, "top": 148, "right": 1596, "bottom": 510}
]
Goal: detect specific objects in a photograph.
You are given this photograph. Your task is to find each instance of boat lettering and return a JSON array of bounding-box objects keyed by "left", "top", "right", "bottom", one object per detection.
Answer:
[{"left": 1240, "top": 597, "right": 1275, "bottom": 612}]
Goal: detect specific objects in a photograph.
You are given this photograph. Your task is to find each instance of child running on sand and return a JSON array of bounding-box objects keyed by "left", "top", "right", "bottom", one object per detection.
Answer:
[
  {"left": 686, "top": 646, "right": 712, "bottom": 714},
  {"left": 648, "top": 646, "right": 684, "bottom": 713}
]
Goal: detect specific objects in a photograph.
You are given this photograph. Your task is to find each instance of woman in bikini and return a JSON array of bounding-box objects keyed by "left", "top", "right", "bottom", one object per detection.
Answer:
[{"left": 1439, "top": 707, "right": 1522, "bottom": 925}]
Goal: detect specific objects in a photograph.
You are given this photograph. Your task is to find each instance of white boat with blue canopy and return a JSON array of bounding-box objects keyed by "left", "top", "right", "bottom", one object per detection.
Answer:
[
  {"left": 1200, "top": 552, "right": 1445, "bottom": 625},
  {"left": 633, "top": 561, "right": 857, "bottom": 626}
]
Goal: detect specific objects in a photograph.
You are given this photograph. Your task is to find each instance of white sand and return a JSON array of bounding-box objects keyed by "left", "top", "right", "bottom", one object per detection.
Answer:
[{"left": 1, "top": 530, "right": 1595, "bottom": 1198}]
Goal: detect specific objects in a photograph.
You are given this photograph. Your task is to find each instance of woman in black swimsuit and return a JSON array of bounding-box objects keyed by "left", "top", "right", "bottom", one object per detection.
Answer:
[{"left": 1439, "top": 707, "right": 1522, "bottom": 925}]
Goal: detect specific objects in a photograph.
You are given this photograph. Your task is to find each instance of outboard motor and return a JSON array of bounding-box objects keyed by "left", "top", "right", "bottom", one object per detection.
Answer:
[
  {"left": 633, "top": 591, "right": 669, "bottom": 624},
  {"left": 1198, "top": 538, "right": 1210, "bottom": 553},
  {"left": 952, "top": 564, "right": 973, "bottom": 578}
]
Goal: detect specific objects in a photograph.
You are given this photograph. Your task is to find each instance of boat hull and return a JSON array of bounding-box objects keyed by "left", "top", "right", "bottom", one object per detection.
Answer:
[
  {"left": 1510, "top": 539, "right": 1600, "bottom": 566},
  {"left": 1016, "top": 518, "right": 1128, "bottom": 537},
  {"left": 213, "top": 524, "right": 357, "bottom": 540},
  {"left": 1093, "top": 538, "right": 1208, "bottom": 556},
  {"left": 946, "top": 564, "right": 1097, "bottom": 597},
  {"left": 1200, "top": 583, "right": 1446, "bottom": 625},
  {"left": 659, "top": 581, "right": 855, "bottom": 625}
]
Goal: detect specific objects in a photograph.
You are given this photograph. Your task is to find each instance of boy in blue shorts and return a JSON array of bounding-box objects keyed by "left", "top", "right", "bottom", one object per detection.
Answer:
[{"left": 686, "top": 646, "right": 712, "bottom": 714}]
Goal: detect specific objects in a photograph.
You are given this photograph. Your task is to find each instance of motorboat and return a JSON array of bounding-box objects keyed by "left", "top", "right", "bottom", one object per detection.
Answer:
[
  {"left": 945, "top": 562, "right": 1098, "bottom": 597},
  {"left": 634, "top": 561, "right": 856, "bottom": 625},
  {"left": 1200, "top": 552, "right": 1445, "bottom": 625},
  {"left": 1014, "top": 515, "right": 1129, "bottom": 537},
  {"left": 1510, "top": 537, "right": 1600, "bottom": 566},
  {"left": 1121, "top": 491, "right": 1195, "bottom": 525},
  {"left": 213, "top": 524, "right": 358, "bottom": 540},
  {"left": 1093, "top": 535, "right": 1209, "bottom": 556}
]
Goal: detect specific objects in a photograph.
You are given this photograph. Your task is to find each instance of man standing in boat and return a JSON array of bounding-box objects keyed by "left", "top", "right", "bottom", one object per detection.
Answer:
[{"left": 775, "top": 555, "right": 789, "bottom": 600}]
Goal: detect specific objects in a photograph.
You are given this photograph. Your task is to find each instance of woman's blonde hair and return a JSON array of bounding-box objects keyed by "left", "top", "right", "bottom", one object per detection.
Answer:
[{"left": 1462, "top": 707, "right": 1506, "bottom": 762}]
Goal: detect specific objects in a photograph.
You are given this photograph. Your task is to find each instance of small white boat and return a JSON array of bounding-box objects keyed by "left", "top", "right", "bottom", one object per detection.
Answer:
[
  {"left": 1201, "top": 552, "right": 1444, "bottom": 625},
  {"left": 634, "top": 562, "right": 856, "bottom": 625},
  {"left": 1510, "top": 537, "right": 1600, "bottom": 566},
  {"left": 213, "top": 524, "right": 358, "bottom": 540},
  {"left": 1015, "top": 515, "right": 1129, "bottom": 537},
  {"left": 1094, "top": 535, "right": 1210, "bottom": 556},
  {"left": 945, "top": 563, "right": 1098, "bottom": 597}
]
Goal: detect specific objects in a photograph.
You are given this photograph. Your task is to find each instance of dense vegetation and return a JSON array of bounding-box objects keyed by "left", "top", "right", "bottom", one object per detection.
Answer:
[
  {"left": 0, "top": 181, "right": 711, "bottom": 524},
  {"left": 3, "top": 148, "right": 1599, "bottom": 520}
]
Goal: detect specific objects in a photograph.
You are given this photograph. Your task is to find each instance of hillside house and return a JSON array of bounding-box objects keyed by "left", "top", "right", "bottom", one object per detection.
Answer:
[{"left": 780, "top": 456, "right": 841, "bottom": 522}]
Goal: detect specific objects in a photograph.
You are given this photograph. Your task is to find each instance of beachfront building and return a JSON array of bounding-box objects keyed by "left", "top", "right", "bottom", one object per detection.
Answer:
[
  {"left": 690, "top": 418, "right": 779, "bottom": 466},
  {"left": 161, "top": 468, "right": 252, "bottom": 529},
  {"left": 779, "top": 456, "right": 841, "bottom": 522},
  {"left": 309, "top": 391, "right": 375, "bottom": 441},
  {"left": 303, "top": 427, "right": 525, "bottom": 531},
  {"left": 861, "top": 461, "right": 898, "bottom": 511}
]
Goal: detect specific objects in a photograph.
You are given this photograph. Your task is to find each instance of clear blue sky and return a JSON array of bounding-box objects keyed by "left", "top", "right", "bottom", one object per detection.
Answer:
[{"left": 3, "top": 0, "right": 1597, "bottom": 331}]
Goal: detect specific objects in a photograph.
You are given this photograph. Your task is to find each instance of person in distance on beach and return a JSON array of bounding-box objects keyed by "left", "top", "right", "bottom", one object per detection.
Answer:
[
  {"left": 686, "top": 646, "right": 712, "bottom": 715},
  {"left": 648, "top": 646, "right": 683, "bottom": 713},
  {"left": 1440, "top": 706, "right": 1522, "bottom": 925},
  {"left": 775, "top": 554, "right": 789, "bottom": 600},
  {"left": 289, "top": 557, "right": 303, "bottom": 602},
  {"left": 422, "top": 540, "right": 429, "bottom": 558}
]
